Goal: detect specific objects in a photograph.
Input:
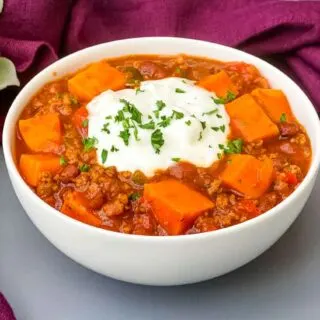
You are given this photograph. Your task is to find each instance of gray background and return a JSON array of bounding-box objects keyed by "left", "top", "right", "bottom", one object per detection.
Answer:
[{"left": 1, "top": 148, "right": 320, "bottom": 320}]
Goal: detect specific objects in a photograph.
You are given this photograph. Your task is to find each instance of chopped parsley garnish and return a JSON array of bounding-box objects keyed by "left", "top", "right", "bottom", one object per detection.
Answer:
[
  {"left": 83, "top": 137, "right": 98, "bottom": 152},
  {"left": 172, "top": 110, "right": 184, "bottom": 120},
  {"left": 115, "top": 110, "right": 125, "bottom": 122},
  {"left": 280, "top": 113, "right": 287, "bottom": 123},
  {"left": 200, "top": 121, "right": 206, "bottom": 130},
  {"left": 120, "top": 99, "right": 143, "bottom": 124},
  {"left": 211, "top": 126, "right": 219, "bottom": 132},
  {"left": 158, "top": 115, "right": 171, "bottom": 128},
  {"left": 101, "top": 149, "right": 108, "bottom": 164},
  {"left": 151, "top": 129, "right": 164, "bottom": 154},
  {"left": 119, "top": 129, "right": 130, "bottom": 146},
  {"left": 133, "top": 125, "right": 140, "bottom": 141},
  {"left": 216, "top": 114, "right": 222, "bottom": 119},
  {"left": 220, "top": 125, "right": 226, "bottom": 133},
  {"left": 156, "top": 100, "right": 166, "bottom": 110},
  {"left": 111, "top": 145, "right": 119, "bottom": 152},
  {"left": 218, "top": 144, "right": 224, "bottom": 150},
  {"left": 139, "top": 120, "right": 155, "bottom": 130},
  {"left": 202, "top": 108, "right": 218, "bottom": 116},
  {"left": 79, "top": 164, "right": 90, "bottom": 172},
  {"left": 198, "top": 131, "right": 203, "bottom": 141},
  {"left": 135, "top": 88, "right": 144, "bottom": 95},
  {"left": 171, "top": 157, "right": 181, "bottom": 162},
  {"left": 82, "top": 119, "right": 88, "bottom": 128},
  {"left": 217, "top": 153, "right": 222, "bottom": 160},
  {"left": 175, "top": 88, "right": 185, "bottom": 93},
  {"left": 129, "top": 192, "right": 141, "bottom": 201},
  {"left": 59, "top": 156, "right": 67, "bottom": 166},
  {"left": 105, "top": 115, "right": 112, "bottom": 120},
  {"left": 185, "top": 120, "right": 191, "bottom": 126},
  {"left": 223, "top": 139, "right": 243, "bottom": 154},
  {"left": 153, "top": 110, "right": 160, "bottom": 119},
  {"left": 101, "top": 123, "right": 110, "bottom": 134},
  {"left": 212, "top": 91, "right": 236, "bottom": 104},
  {"left": 209, "top": 145, "right": 213, "bottom": 149}
]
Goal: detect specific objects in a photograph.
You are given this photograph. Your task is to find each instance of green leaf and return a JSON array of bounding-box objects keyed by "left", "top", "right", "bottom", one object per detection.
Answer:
[
  {"left": 202, "top": 108, "right": 218, "bottom": 116},
  {"left": 175, "top": 88, "right": 185, "bottom": 93},
  {"left": 111, "top": 145, "right": 119, "bottom": 152},
  {"left": 171, "top": 157, "right": 181, "bottom": 162},
  {"left": 82, "top": 136, "right": 98, "bottom": 152},
  {"left": 101, "top": 149, "right": 108, "bottom": 164},
  {"left": 223, "top": 139, "right": 243, "bottom": 154},
  {"left": 280, "top": 113, "right": 287, "bottom": 123},
  {"left": 119, "top": 129, "right": 130, "bottom": 146},
  {"left": 139, "top": 120, "right": 155, "bottom": 130},
  {"left": 59, "top": 156, "right": 67, "bottom": 166},
  {"left": 212, "top": 91, "right": 236, "bottom": 104},
  {"left": 185, "top": 120, "right": 191, "bottom": 126},
  {"left": 151, "top": 129, "right": 164, "bottom": 154},
  {"left": 172, "top": 110, "right": 184, "bottom": 120},
  {"left": 79, "top": 164, "right": 90, "bottom": 172},
  {"left": 0, "top": 57, "right": 20, "bottom": 90},
  {"left": 82, "top": 119, "right": 88, "bottom": 128},
  {"left": 129, "top": 192, "right": 141, "bottom": 201}
]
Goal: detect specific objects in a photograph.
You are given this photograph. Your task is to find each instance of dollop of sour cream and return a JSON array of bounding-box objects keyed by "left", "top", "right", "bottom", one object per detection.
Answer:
[{"left": 87, "top": 77, "right": 230, "bottom": 176}]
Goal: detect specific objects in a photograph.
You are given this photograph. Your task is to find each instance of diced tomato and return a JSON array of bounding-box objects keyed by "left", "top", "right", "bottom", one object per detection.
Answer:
[
  {"left": 72, "top": 106, "right": 88, "bottom": 137},
  {"left": 284, "top": 172, "right": 298, "bottom": 185}
]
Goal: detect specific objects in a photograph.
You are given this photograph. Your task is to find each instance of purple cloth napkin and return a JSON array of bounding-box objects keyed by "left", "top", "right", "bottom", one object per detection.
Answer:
[
  {"left": 0, "top": 0, "right": 320, "bottom": 316},
  {"left": 0, "top": 293, "right": 15, "bottom": 320}
]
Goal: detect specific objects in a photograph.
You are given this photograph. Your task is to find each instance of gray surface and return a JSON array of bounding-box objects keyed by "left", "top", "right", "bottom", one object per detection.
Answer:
[{"left": 1, "top": 148, "right": 320, "bottom": 320}]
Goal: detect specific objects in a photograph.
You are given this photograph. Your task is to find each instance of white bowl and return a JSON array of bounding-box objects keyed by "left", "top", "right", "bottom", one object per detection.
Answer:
[{"left": 3, "top": 37, "right": 320, "bottom": 286}]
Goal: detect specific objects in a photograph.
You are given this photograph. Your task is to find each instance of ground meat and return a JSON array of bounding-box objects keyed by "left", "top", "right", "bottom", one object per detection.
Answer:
[
  {"left": 273, "top": 173, "right": 290, "bottom": 197},
  {"left": 290, "top": 133, "right": 307, "bottom": 145},
  {"left": 135, "top": 61, "right": 167, "bottom": 79},
  {"left": 259, "top": 192, "right": 278, "bottom": 212},
  {"left": 102, "top": 194, "right": 128, "bottom": 217},
  {"left": 216, "top": 193, "right": 229, "bottom": 210},
  {"left": 58, "top": 164, "right": 79, "bottom": 183},
  {"left": 244, "top": 140, "right": 265, "bottom": 155},
  {"left": 207, "top": 179, "right": 221, "bottom": 196},
  {"left": 279, "top": 122, "right": 299, "bottom": 137},
  {"left": 74, "top": 172, "right": 90, "bottom": 192},
  {"left": 36, "top": 172, "right": 58, "bottom": 199},
  {"left": 84, "top": 182, "right": 104, "bottom": 209},
  {"left": 132, "top": 212, "right": 156, "bottom": 235}
]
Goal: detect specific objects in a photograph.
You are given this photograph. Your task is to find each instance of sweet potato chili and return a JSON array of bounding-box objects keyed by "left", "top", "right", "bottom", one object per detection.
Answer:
[{"left": 15, "top": 55, "right": 311, "bottom": 236}]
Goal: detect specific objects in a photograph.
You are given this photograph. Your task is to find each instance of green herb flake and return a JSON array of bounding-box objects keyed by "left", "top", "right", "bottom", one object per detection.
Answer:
[
  {"left": 59, "top": 156, "right": 67, "bottom": 166},
  {"left": 79, "top": 164, "right": 90, "bottom": 172},
  {"left": 105, "top": 115, "right": 112, "bottom": 120},
  {"left": 220, "top": 125, "right": 226, "bottom": 133},
  {"left": 211, "top": 126, "right": 219, "bottom": 132},
  {"left": 135, "top": 88, "right": 145, "bottom": 95},
  {"left": 115, "top": 110, "right": 125, "bottom": 122},
  {"left": 70, "top": 96, "right": 78, "bottom": 105},
  {"left": 175, "top": 88, "right": 185, "bottom": 93},
  {"left": 217, "top": 153, "right": 222, "bottom": 160},
  {"left": 208, "top": 145, "right": 213, "bottom": 149},
  {"left": 111, "top": 145, "right": 119, "bottom": 152},
  {"left": 185, "top": 120, "right": 191, "bottom": 126},
  {"left": 223, "top": 139, "right": 243, "bottom": 154},
  {"left": 171, "top": 157, "right": 181, "bottom": 162},
  {"left": 216, "top": 114, "right": 222, "bottom": 119},
  {"left": 158, "top": 115, "right": 171, "bottom": 128},
  {"left": 129, "top": 192, "right": 141, "bottom": 201},
  {"left": 83, "top": 137, "right": 98, "bottom": 152},
  {"left": 156, "top": 100, "right": 166, "bottom": 110},
  {"left": 139, "top": 120, "right": 155, "bottom": 130},
  {"left": 200, "top": 121, "right": 206, "bottom": 130},
  {"left": 133, "top": 126, "right": 140, "bottom": 141},
  {"left": 218, "top": 144, "right": 224, "bottom": 150},
  {"left": 172, "top": 110, "right": 184, "bottom": 120},
  {"left": 280, "top": 113, "right": 287, "bottom": 123},
  {"left": 202, "top": 108, "right": 218, "bottom": 116},
  {"left": 101, "top": 149, "right": 108, "bottom": 164},
  {"left": 153, "top": 110, "right": 160, "bottom": 119},
  {"left": 101, "top": 123, "right": 110, "bottom": 134},
  {"left": 151, "top": 129, "right": 164, "bottom": 154},
  {"left": 119, "top": 129, "right": 131, "bottom": 146},
  {"left": 198, "top": 131, "right": 203, "bottom": 141},
  {"left": 82, "top": 119, "right": 88, "bottom": 128},
  {"left": 212, "top": 91, "right": 236, "bottom": 104}
]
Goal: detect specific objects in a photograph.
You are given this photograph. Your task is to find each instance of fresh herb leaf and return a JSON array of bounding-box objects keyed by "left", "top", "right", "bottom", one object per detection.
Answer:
[
  {"left": 105, "top": 115, "right": 112, "bottom": 120},
  {"left": 151, "top": 129, "right": 164, "bottom": 154},
  {"left": 172, "top": 110, "right": 184, "bottom": 120},
  {"left": 280, "top": 113, "right": 287, "bottom": 123},
  {"left": 135, "top": 88, "right": 144, "bottom": 95},
  {"left": 115, "top": 110, "right": 125, "bottom": 122},
  {"left": 198, "top": 131, "right": 203, "bottom": 141},
  {"left": 156, "top": 100, "right": 166, "bottom": 110},
  {"left": 101, "top": 123, "right": 110, "bottom": 134},
  {"left": 202, "top": 108, "right": 218, "bottom": 116},
  {"left": 111, "top": 145, "right": 119, "bottom": 152},
  {"left": 83, "top": 137, "right": 98, "bottom": 152},
  {"left": 101, "top": 149, "right": 108, "bottom": 164},
  {"left": 182, "top": 79, "right": 187, "bottom": 84},
  {"left": 158, "top": 115, "right": 171, "bottom": 128},
  {"left": 79, "top": 164, "right": 90, "bottom": 172},
  {"left": 218, "top": 144, "right": 224, "bottom": 150},
  {"left": 129, "top": 192, "right": 141, "bottom": 201},
  {"left": 212, "top": 91, "right": 236, "bottom": 104},
  {"left": 185, "top": 120, "right": 191, "bottom": 126},
  {"left": 223, "top": 139, "right": 243, "bottom": 154},
  {"left": 220, "top": 125, "right": 226, "bottom": 133},
  {"left": 133, "top": 126, "right": 140, "bottom": 141},
  {"left": 208, "top": 145, "right": 213, "bottom": 149},
  {"left": 216, "top": 114, "right": 222, "bottom": 119},
  {"left": 148, "top": 115, "right": 152, "bottom": 120},
  {"left": 175, "top": 88, "right": 185, "bottom": 93},
  {"left": 153, "top": 110, "right": 160, "bottom": 119},
  {"left": 119, "top": 129, "right": 130, "bottom": 146},
  {"left": 82, "top": 119, "right": 88, "bottom": 128},
  {"left": 139, "top": 120, "right": 155, "bottom": 130},
  {"left": 59, "top": 156, "right": 67, "bottom": 166},
  {"left": 200, "top": 121, "right": 206, "bottom": 130},
  {"left": 211, "top": 126, "right": 219, "bottom": 132},
  {"left": 130, "top": 106, "right": 143, "bottom": 124},
  {"left": 171, "top": 157, "right": 181, "bottom": 162},
  {"left": 217, "top": 153, "right": 222, "bottom": 160}
]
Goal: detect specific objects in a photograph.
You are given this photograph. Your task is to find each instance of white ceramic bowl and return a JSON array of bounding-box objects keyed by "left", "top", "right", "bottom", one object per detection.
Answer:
[{"left": 3, "top": 37, "right": 320, "bottom": 286}]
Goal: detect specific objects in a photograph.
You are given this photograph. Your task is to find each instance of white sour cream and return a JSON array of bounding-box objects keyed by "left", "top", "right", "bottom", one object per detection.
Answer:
[{"left": 87, "top": 77, "right": 230, "bottom": 176}]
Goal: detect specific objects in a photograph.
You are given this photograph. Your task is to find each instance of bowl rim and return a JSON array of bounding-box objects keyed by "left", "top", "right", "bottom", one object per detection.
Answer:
[{"left": 3, "top": 36, "right": 320, "bottom": 242}]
